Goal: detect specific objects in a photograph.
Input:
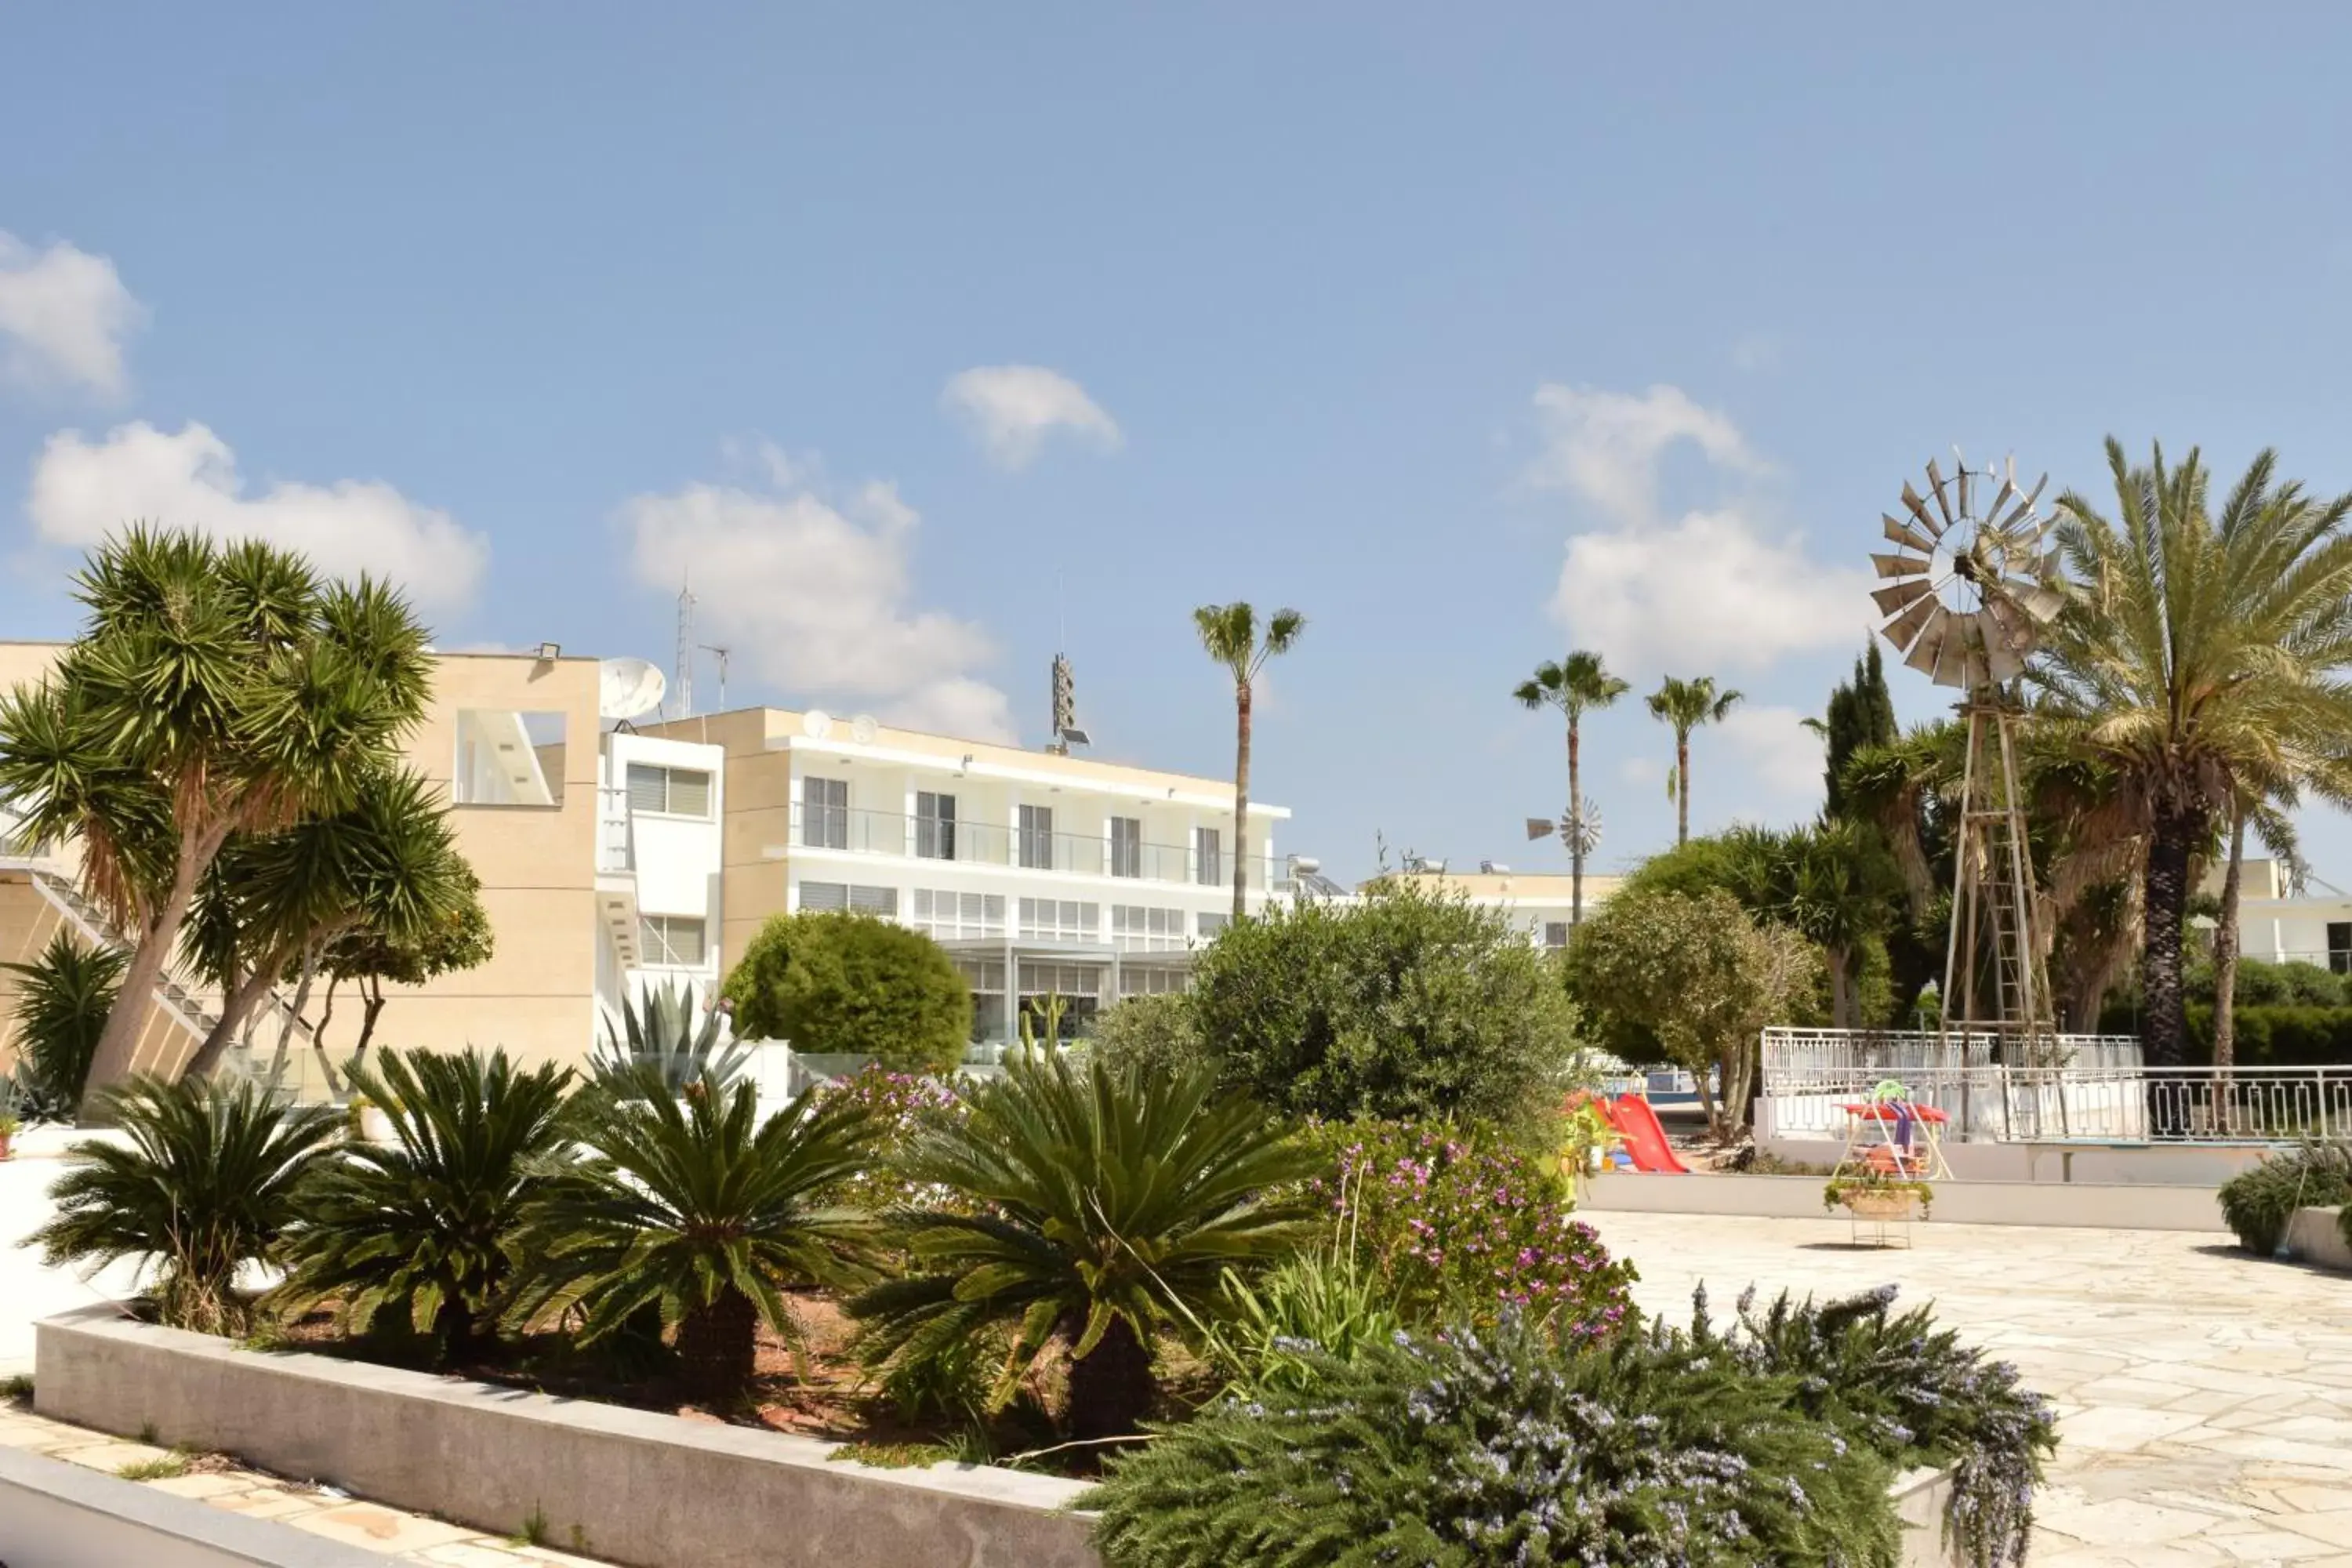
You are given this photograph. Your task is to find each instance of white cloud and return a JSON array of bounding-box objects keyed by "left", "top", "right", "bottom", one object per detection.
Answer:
[
  {"left": 1523, "top": 383, "right": 1759, "bottom": 527},
  {"left": 618, "top": 461, "right": 1016, "bottom": 742},
  {"left": 1715, "top": 705, "right": 1827, "bottom": 804},
  {"left": 942, "top": 365, "right": 1122, "bottom": 471},
  {"left": 28, "top": 421, "right": 488, "bottom": 612},
  {"left": 1730, "top": 332, "right": 1784, "bottom": 373},
  {"left": 1530, "top": 381, "right": 1871, "bottom": 678},
  {"left": 0, "top": 232, "right": 143, "bottom": 397}
]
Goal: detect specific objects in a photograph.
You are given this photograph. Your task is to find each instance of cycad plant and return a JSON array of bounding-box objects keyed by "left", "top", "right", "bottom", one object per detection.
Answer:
[
  {"left": 507, "top": 1066, "right": 879, "bottom": 1403},
  {"left": 591, "top": 980, "right": 755, "bottom": 1093},
  {"left": 0, "top": 929, "right": 126, "bottom": 1120},
  {"left": 851, "top": 1054, "right": 1318, "bottom": 1440},
  {"left": 30, "top": 1076, "right": 340, "bottom": 1334},
  {"left": 271, "top": 1049, "right": 574, "bottom": 1365}
]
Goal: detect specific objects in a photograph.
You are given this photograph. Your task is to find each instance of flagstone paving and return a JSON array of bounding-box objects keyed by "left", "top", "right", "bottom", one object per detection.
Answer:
[
  {"left": 0, "top": 1396, "right": 613, "bottom": 1565},
  {"left": 1582, "top": 1212, "right": 2352, "bottom": 1566}
]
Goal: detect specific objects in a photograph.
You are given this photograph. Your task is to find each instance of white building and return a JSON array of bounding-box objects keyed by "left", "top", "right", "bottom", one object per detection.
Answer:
[
  {"left": 1354, "top": 863, "right": 1623, "bottom": 949},
  {"left": 2206, "top": 857, "right": 2352, "bottom": 971}
]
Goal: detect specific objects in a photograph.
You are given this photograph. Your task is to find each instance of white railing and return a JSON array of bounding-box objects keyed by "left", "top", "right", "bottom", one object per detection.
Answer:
[
  {"left": 1760, "top": 1062, "right": 2350, "bottom": 1145},
  {"left": 1761, "top": 1026, "right": 2143, "bottom": 1076}
]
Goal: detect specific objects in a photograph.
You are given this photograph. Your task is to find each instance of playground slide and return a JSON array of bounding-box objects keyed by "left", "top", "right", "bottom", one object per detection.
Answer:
[{"left": 1608, "top": 1094, "right": 1692, "bottom": 1174}]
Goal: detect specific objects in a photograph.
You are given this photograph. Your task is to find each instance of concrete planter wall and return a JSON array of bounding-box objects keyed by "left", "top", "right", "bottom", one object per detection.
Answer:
[
  {"left": 2283, "top": 1205, "right": 2352, "bottom": 1272},
  {"left": 1585, "top": 1171, "right": 2227, "bottom": 1232},
  {"left": 0, "top": 1445, "right": 381, "bottom": 1568},
  {"left": 34, "top": 1305, "right": 1965, "bottom": 1568}
]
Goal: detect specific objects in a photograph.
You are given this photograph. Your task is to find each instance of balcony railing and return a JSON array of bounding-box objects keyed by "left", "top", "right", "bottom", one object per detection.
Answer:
[
  {"left": 1759, "top": 1062, "right": 2351, "bottom": 1145},
  {"left": 597, "top": 786, "right": 633, "bottom": 873},
  {"left": 789, "top": 803, "right": 1262, "bottom": 888}
]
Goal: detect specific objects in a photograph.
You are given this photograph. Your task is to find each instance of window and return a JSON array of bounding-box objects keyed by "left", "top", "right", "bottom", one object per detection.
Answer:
[
  {"left": 1018, "top": 898, "right": 1098, "bottom": 942},
  {"left": 801, "top": 775, "right": 849, "bottom": 849},
  {"left": 1197, "top": 911, "right": 1228, "bottom": 939},
  {"left": 2330, "top": 922, "right": 2351, "bottom": 975},
  {"left": 1111, "top": 905, "right": 1186, "bottom": 953},
  {"left": 1018, "top": 960, "right": 1105, "bottom": 1038},
  {"left": 954, "top": 957, "right": 1007, "bottom": 1044},
  {"left": 1019, "top": 804, "right": 1055, "bottom": 869},
  {"left": 915, "top": 791, "right": 957, "bottom": 860},
  {"left": 911, "top": 889, "right": 1007, "bottom": 940},
  {"left": 626, "top": 763, "right": 711, "bottom": 818},
  {"left": 1109, "top": 816, "right": 1142, "bottom": 878},
  {"left": 798, "top": 880, "right": 895, "bottom": 915},
  {"left": 1194, "top": 826, "right": 1223, "bottom": 887},
  {"left": 452, "top": 710, "right": 566, "bottom": 806},
  {"left": 1120, "top": 964, "right": 1189, "bottom": 998},
  {"left": 1543, "top": 921, "right": 1570, "bottom": 949},
  {"left": 640, "top": 914, "right": 706, "bottom": 966}
]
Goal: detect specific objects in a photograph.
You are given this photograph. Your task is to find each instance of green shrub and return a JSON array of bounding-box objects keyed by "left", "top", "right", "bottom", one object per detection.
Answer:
[
  {"left": 2, "top": 930, "right": 125, "bottom": 1120},
  {"left": 1084, "top": 993, "right": 1203, "bottom": 1080},
  {"left": 850, "top": 1054, "right": 1318, "bottom": 1440},
  {"left": 1200, "top": 1241, "right": 1404, "bottom": 1399},
  {"left": 31, "top": 1076, "right": 340, "bottom": 1334},
  {"left": 814, "top": 1066, "right": 968, "bottom": 1214},
  {"left": 1301, "top": 1120, "right": 1635, "bottom": 1338},
  {"left": 2216, "top": 1140, "right": 2352, "bottom": 1254},
  {"left": 2100, "top": 1000, "right": 2352, "bottom": 1066},
  {"left": 1085, "top": 1312, "right": 1903, "bottom": 1568},
  {"left": 508, "top": 1066, "right": 880, "bottom": 1402},
  {"left": 273, "top": 1049, "right": 574, "bottom": 1364},
  {"left": 722, "top": 911, "right": 971, "bottom": 1073},
  {"left": 1185, "top": 877, "right": 1582, "bottom": 1140}
]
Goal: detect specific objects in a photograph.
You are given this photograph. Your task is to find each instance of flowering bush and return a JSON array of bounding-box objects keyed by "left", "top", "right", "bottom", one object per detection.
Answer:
[
  {"left": 1303, "top": 1120, "right": 1635, "bottom": 1341},
  {"left": 816, "top": 1067, "right": 968, "bottom": 1213}
]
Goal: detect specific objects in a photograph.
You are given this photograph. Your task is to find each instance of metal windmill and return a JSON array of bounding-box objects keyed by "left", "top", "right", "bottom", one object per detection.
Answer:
[
  {"left": 1872, "top": 452, "right": 2066, "bottom": 1064},
  {"left": 1526, "top": 799, "right": 1603, "bottom": 863}
]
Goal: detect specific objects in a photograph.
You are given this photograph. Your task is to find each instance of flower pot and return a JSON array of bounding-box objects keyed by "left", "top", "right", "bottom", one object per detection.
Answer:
[
  {"left": 1838, "top": 1189, "right": 1922, "bottom": 1221},
  {"left": 358, "top": 1106, "right": 397, "bottom": 1143}
]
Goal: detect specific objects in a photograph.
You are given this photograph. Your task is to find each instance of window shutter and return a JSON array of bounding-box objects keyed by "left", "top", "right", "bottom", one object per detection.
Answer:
[
  {"left": 626, "top": 764, "right": 666, "bottom": 814},
  {"left": 668, "top": 770, "right": 711, "bottom": 816}
]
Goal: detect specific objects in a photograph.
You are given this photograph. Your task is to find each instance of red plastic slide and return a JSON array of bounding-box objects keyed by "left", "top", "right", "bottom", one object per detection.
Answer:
[{"left": 1606, "top": 1094, "right": 1692, "bottom": 1174}]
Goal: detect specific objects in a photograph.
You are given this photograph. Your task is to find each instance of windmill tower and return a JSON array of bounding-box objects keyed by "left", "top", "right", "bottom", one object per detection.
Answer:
[{"left": 1872, "top": 454, "right": 2067, "bottom": 1065}]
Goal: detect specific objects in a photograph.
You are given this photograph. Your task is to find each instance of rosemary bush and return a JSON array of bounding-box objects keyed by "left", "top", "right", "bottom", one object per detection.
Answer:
[{"left": 2216, "top": 1139, "right": 2352, "bottom": 1254}]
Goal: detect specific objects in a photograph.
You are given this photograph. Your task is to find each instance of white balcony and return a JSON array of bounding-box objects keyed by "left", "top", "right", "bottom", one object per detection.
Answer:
[{"left": 782, "top": 802, "right": 1269, "bottom": 892}]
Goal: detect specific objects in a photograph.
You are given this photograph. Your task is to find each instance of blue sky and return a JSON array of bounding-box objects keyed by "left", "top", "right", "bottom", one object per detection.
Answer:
[{"left": 6, "top": 5, "right": 2352, "bottom": 884}]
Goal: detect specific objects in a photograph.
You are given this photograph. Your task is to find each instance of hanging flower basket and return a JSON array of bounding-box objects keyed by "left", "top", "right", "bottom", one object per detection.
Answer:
[{"left": 1824, "top": 1175, "right": 1933, "bottom": 1220}]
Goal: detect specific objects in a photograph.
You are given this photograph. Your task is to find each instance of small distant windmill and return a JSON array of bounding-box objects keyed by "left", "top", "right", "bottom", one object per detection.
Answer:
[
  {"left": 1872, "top": 452, "right": 2066, "bottom": 1064},
  {"left": 1526, "top": 798, "right": 1604, "bottom": 861}
]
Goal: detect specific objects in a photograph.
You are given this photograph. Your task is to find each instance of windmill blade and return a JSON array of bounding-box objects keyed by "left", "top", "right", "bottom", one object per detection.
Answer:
[
  {"left": 1899, "top": 485, "right": 1944, "bottom": 539},
  {"left": 1925, "top": 459, "right": 1958, "bottom": 530},
  {"left": 1871, "top": 551, "right": 1929, "bottom": 579},
  {"left": 2002, "top": 581, "right": 2066, "bottom": 624},
  {"left": 1976, "top": 608, "right": 2025, "bottom": 682},
  {"left": 1984, "top": 593, "right": 2027, "bottom": 654},
  {"left": 1955, "top": 457, "right": 1973, "bottom": 523},
  {"left": 1930, "top": 622, "right": 1972, "bottom": 687},
  {"left": 1903, "top": 607, "right": 1951, "bottom": 677},
  {"left": 1884, "top": 514, "right": 1938, "bottom": 554},
  {"left": 1871, "top": 578, "right": 1937, "bottom": 616},
  {"left": 1880, "top": 592, "right": 1940, "bottom": 654}
]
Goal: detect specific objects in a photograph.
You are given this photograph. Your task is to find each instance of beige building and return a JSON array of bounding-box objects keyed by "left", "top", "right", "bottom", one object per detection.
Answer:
[{"left": 1355, "top": 862, "right": 1624, "bottom": 949}]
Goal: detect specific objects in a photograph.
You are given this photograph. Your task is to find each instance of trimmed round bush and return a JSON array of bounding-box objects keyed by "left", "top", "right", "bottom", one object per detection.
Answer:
[{"left": 722, "top": 909, "right": 971, "bottom": 1073}]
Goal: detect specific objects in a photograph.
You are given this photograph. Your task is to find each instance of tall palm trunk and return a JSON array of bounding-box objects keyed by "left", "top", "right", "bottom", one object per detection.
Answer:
[
  {"left": 2140, "top": 797, "right": 2201, "bottom": 1087},
  {"left": 2212, "top": 803, "right": 2245, "bottom": 1132},
  {"left": 1675, "top": 730, "right": 1691, "bottom": 846},
  {"left": 1229, "top": 682, "right": 1252, "bottom": 922},
  {"left": 1566, "top": 716, "right": 1584, "bottom": 924},
  {"left": 1827, "top": 945, "right": 1854, "bottom": 1030}
]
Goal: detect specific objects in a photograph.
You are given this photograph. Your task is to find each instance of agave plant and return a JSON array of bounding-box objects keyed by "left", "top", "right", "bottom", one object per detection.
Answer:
[
  {"left": 591, "top": 980, "right": 756, "bottom": 1094},
  {"left": 271, "top": 1048, "right": 575, "bottom": 1364},
  {"left": 507, "top": 1065, "right": 879, "bottom": 1403},
  {"left": 31, "top": 1076, "right": 341, "bottom": 1334},
  {"left": 851, "top": 1053, "right": 1319, "bottom": 1440}
]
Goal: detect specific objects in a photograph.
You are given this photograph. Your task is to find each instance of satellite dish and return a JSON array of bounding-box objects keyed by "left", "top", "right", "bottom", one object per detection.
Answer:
[
  {"left": 598, "top": 658, "right": 667, "bottom": 722},
  {"left": 850, "top": 713, "right": 878, "bottom": 744},
  {"left": 803, "top": 710, "right": 834, "bottom": 739}
]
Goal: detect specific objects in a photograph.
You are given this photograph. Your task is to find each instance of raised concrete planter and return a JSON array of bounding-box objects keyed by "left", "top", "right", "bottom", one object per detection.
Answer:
[
  {"left": 1584, "top": 1171, "right": 2227, "bottom": 1232},
  {"left": 34, "top": 1305, "right": 1096, "bottom": 1568},
  {"left": 0, "top": 1443, "right": 380, "bottom": 1568},
  {"left": 34, "top": 1305, "right": 1967, "bottom": 1568},
  {"left": 2283, "top": 1205, "right": 2352, "bottom": 1272}
]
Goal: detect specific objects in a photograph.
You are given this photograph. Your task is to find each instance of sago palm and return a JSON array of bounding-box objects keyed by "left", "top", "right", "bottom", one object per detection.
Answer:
[
  {"left": 2039, "top": 440, "right": 2352, "bottom": 1066},
  {"left": 271, "top": 1049, "right": 574, "bottom": 1365},
  {"left": 850, "top": 1054, "right": 1318, "bottom": 1440},
  {"left": 1514, "top": 649, "right": 1628, "bottom": 926},
  {"left": 30, "top": 1075, "right": 341, "bottom": 1334},
  {"left": 1646, "top": 675, "right": 1742, "bottom": 846},
  {"left": 1193, "top": 602, "right": 1306, "bottom": 921},
  {"left": 0, "top": 929, "right": 127, "bottom": 1117},
  {"left": 506, "top": 1066, "right": 879, "bottom": 1403}
]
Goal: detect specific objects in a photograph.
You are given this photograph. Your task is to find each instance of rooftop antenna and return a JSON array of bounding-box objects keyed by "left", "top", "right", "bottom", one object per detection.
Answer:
[
  {"left": 699, "top": 644, "right": 731, "bottom": 710},
  {"left": 674, "top": 571, "right": 696, "bottom": 719}
]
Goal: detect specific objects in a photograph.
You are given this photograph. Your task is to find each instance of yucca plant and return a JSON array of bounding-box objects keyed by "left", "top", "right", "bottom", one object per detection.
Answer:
[
  {"left": 30, "top": 1076, "right": 340, "bottom": 1334},
  {"left": 270, "top": 1048, "right": 574, "bottom": 1365},
  {"left": 851, "top": 1054, "right": 1319, "bottom": 1441},
  {"left": 507, "top": 1065, "right": 879, "bottom": 1403},
  {"left": 591, "top": 980, "right": 756, "bottom": 1094},
  {"left": 1, "top": 929, "right": 127, "bottom": 1120}
]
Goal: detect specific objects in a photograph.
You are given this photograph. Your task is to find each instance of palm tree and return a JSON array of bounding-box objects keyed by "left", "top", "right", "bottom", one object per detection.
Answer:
[
  {"left": 0, "top": 930, "right": 126, "bottom": 1117},
  {"left": 850, "top": 1054, "right": 1317, "bottom": 1440},
  {"left": 0, "top": 531, "right": 431, "bottom": 1105},
  {"left": 1514, "top": 650, "right": 1629, "bottom": 925},
  {"left": 30, "top": 1076, "right": 341, "bottom": 1334},
  {"left": 2039, "top": 441, "right": 2352, "bottom": 1068},
  {"left": 272, "top": 1049, "right": 575, "bottom": 1365},
  {"left": 1192, "top": 603, "right": 1306, "bottom": 921},
  {"left": 1646, "top": 677, "right": 1743, "bottom": 846},
  {"left": 507, "top": 1067, "right": 879, "bottom": 1403}
]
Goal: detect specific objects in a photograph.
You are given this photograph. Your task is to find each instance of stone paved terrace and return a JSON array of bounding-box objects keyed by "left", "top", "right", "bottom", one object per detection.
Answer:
[
  {"left": 0, "top": 1395, "right": 616, "bottom": 1565},
  {"left": 1583, "top": 1212, "right": 2352, "bottom": 1566}
]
